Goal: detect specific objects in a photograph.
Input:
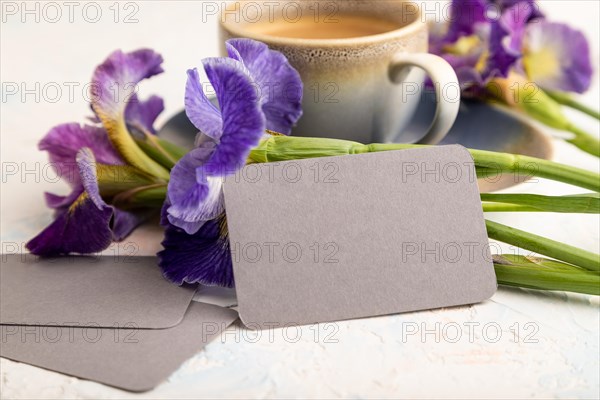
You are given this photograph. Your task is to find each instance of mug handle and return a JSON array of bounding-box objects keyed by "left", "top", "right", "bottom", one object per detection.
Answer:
[{"left": 388, "top": 53, "right": 460, "bottom": 145}]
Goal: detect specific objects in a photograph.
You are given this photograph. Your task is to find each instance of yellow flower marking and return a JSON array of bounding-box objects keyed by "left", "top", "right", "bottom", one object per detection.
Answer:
[
  {"left": 443, "top": 35, "right": 481, "bottom": 56},
  {"left": 218, "top": 214, "right": 228, "bottom": 238},
  {"left": 476, "top": 50, "right": 489, "bottom": 73},
  {"left": 523, "top": 47, "right": 560, "bottom": 82},
  {"left": 68, "top": 192, "right": 88, "bottom": 215}
]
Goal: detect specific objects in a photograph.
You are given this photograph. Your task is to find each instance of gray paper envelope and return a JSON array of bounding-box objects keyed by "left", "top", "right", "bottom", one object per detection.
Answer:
[
  {"left": 224, "top": 145, "right": 497, "bottom": 328},
  {"left": 0, "top": 255, "right": 196, "bottom": 328},
  {"left": 0, "top": 302, "right": 239, "bottom": 392}
]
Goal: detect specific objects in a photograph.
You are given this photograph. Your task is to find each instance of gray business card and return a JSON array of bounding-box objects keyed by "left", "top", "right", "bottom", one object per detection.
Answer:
[
  {"left": 0, "top": 255, "right": 196, "bottom": 328},
  {"left": 1, "top": 302, "right": 238, "bottom": 392},
  {"left": 223, "top": 145, "right": 497, "bottom": 328}
]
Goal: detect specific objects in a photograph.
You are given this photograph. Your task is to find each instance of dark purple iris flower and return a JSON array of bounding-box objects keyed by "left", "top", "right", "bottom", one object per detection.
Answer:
[
  {"left": 159, "top": 39, "right": 303, "bottom": 287},
  {"left": 430, "top": 0, "right": 592, "bottom": 94},
  {"left": 27, "top": 49, "right": 168, "bottom": 256},
  {"left": 520, "top": 21, "right": 593, "bottom": 93},
  {"left": 492, "top": 0, "right": 544, "bottom": 19}
]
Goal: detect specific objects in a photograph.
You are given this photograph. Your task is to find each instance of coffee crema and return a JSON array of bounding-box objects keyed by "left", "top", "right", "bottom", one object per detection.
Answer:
[{"left": 244, "top": 14, "right": 402, "bottom": 39}]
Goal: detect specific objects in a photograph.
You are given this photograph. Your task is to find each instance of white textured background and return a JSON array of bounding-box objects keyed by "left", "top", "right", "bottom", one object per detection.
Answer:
[{"left": 1, "top": 1, "right": 599, "bottom": 399}]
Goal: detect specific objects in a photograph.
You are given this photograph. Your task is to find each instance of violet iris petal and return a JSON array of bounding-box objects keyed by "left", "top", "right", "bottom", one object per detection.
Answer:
[
  {"left": 500, "top": 3, "right": 530, "bottom": 54},
  {"left": 26, "top": 149, "right": 114, "bottom": 256},
  {"left": 158, "top": 213, "right": 233, "bottom": 287},
  {"left": 522, "top": 22, "right": 593, "bottom": 93},
  {"left": 91, "top": 49, "right": 169, "bottom": 179},
  {"left": 226, "top": 39, "right": 303, "bottom": 134},
  {"left": 125, "top": 94, "right": 165, "bottom": 135},
  {"left": 185, "top": 68, "right": 223, "bottom": 141},
  {"left": 92, "top": 49, "right": 164, "bottom": 119},
  {"left": 39, "top": 123, "right": 123, "bottom": 188},
  {"left": 26, "top": 191, "right": 114, "bottom": 256},
  {"left": 437, "top": 50, "right": 486, "bottom": 91},
  {"left": 44, "top": 190, "right": 83, "bottom": 210},
  {"left": 429, "top": 1, "right": 489, "bottom": 89},
  {"left": 430, "top": 0, "right": 548, "bottom": 89},
  {"left": 29, "top": 49, "right": 169, "bottom": 256},
  {"left": 39, "top": 122, "right": 121, "bottom": 213},
  {"left": 35, "top": 122, "right": 156, "bottom": 248},
  {"left": 88, "top": 92, "right": 164, "bottom": 136},
  {"left": 185, "top": 39, "right": 303, "bottom": 138},
  {"left": 111, "top": 208, "right": 157, "bottom": 242},
  {"left": 167, "top": 145, "right": 216, "bottom": 210},
  {"left": 167, "top": 57, "right": 265, "bottom": 234},
  {"left": 445, "top": 0, "right": 488, "bottom": 43},
  {"left": 201, "top": 57, "right": 266, "bottom": 175},
  {"left": 493, "top": 0, "right": 544, "bottom": 20},
  {"left": 484, "top": 3, "right": 531, "bottom": 79},
  {"left": 166, "top": 144, "right": 225, "bottom": 235},
  {"left": 163, "top": 38, "right": 304, "bottom": 285}
]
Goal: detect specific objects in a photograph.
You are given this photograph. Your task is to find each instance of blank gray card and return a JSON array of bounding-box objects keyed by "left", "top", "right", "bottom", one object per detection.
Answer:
[
  {"left": 0, "top": 255, "right": 238, "bottom": 391},
  {"left": 224, "top": 145, "right": 497, "bottom": 327},
  {"left": 1, "top": 302, "right": 238, "bottom": 392},
  {"left": 0, "top": 255, "right": 196, "bottom": 328}
]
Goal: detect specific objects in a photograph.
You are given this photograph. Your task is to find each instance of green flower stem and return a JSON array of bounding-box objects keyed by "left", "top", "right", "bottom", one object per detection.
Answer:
[
  {"left": 485, "top": 154, "right": 598, "bottom": 189},
  {"left": 493, "top": 255, "right": 600, "bottom": 295},
  {"left": 133, "top": 125, "right": 189, "bottom": 170},
  {"left": 154, "top": 137, "right": 188, "bottom": 161},
  {"left": 480, "top": 193, "right": 600, "bottom": 213},
  {"left": 98, "top": 115, "right": 171, "bottom": 180},
  {"left": 489, "top": 84, "right": 600, "bottom": 158},
  {"left": 250, "top": 136, "right": 600, "bottom": 192},
  {"left": 95, "top": 164, "right": 159, "bottom": 197},
  {"left": 566, "top": 124, "right": 600, "bottom": 158},
  {"left": 545, "top": 90, "right": 600, "bottom": 120},
  {"left": 482, "top": 202, "right": 539, "bottom": 212},
  {"left": 112, "top": 184, "right": 168, "bottom": 210},
  {"left": 485, "top": 220, "right": 600, "bottom": 273},
  {"left": 369, "top": 143, "right": 600, "bottom": 191},
  {"left": 496, "top": 254, "right": 584, "bottom": 271}
]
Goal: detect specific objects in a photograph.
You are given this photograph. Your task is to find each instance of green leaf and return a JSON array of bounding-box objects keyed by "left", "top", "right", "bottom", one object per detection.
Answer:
[
  {"left": 134, "top": 133, "right": 188, "bottom": 170},
  {"left": 565, "top": 124, "right": 600, "bottom": 158},
  {"left": 494, "top": 255, "right": 600, "bottom": 295},
  {"left": 545, "top": 90, "right": 600, "bottom": 120},
  {"left": 111, "top": 184, "right": 167, "bottom": 210},
  {"left": 95, "top": 112, "right": 171, "bottom": 180},
  {"left": 486, "top": 220, "right": 600, "bottom": 273},
  {"left": 516, "top": 85, "right": 571, "bottom": 131},
  {"left": 481, "top": 193, "right": 600, "bottom": 213},
  {"left": 250, "top": 137, "right": 600, "bottom": 192},
  {"left": 96, "top": 164, "right": 159, "bottom": 197},
  {"left": 495, "top": 254, "right": 588, "bottom": 271}
]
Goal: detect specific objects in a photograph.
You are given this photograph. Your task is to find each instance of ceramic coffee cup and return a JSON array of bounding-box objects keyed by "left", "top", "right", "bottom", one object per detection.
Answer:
[{"left": 219, "top": 0, "right": 460, "bottom": 144}]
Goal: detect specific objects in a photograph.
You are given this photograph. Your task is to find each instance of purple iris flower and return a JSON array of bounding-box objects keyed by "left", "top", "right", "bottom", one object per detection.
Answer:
[
  {"left": 492, "top": 0, "right": 544, "bottom": 20},
  {"left": 160, "top": 213, "right": 234, "bottom": 287},
  {"left": 521, "top": 21, "right": 593, "bottom": 93},
  {"left": 485, "top": 2, "right": 532, "bottom": 79},
  {"left": 429, "top": 0, "right": 592, "bottom": 95},
  {"left": 159, "top": 39, "right": 303, "bottom": 287},
  {"left": 165, "top": 39, "right": 302, "bottom": 235},
  {"left": 443, "top": 0, "right": 489, "bottom": 43},
  {"left": 431, "top": 1, "right": 531, "bottom": 88},
  {"left": 27, "top": 49, "right": 167, "bottom": 256},
  {"left": 27, "top": 141, "right": 117, "bottom": 256}
]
